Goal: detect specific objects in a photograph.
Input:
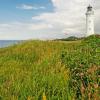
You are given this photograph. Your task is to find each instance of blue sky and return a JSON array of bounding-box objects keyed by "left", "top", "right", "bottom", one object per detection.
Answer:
[
  {"left": 0, "top": 0, "right": 100, "bottom": 40},
  {"left": 0, "top": 0, "right": 53, "bottom": 23}
]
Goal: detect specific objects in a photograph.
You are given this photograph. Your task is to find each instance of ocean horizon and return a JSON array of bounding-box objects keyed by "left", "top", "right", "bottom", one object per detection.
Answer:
[{"left": 0, "top": 40, "right": 22, "bottom": 48}]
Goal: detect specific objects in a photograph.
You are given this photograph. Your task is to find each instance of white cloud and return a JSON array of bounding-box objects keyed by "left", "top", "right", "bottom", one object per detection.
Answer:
[
  {"left": 16, "top": 4, "right": 46, "bottom": 10},
  {"left": 32, "top": 0, "right": 88, "bottom": 36},
  {"left": 17, "top": 4, "right": 34, "bottom": 10},
  {"left": 32, "top": 0, "right": 100, "bottom": 37},
  {"left": 39, "top": 6, "right": 46, "bottom": 9},
  {"left": 0, "top": 22, "right": 55, "bottom": 40},
  {"left": 0, "top": 0, "right": 100, "bottom": 40}
]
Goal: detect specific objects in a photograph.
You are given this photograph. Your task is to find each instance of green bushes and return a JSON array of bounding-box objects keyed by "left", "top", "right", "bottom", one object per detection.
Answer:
[{"left": 61, "top": 35, "right": 100, "bottom": 99}]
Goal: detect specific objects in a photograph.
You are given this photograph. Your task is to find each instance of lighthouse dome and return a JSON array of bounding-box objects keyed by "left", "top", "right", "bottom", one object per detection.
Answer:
[{"left": 87, "top": 5, "right": 92, "bottom": 11}]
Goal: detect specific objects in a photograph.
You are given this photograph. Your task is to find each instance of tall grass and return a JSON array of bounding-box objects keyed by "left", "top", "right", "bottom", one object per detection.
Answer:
[{"left": 0, "top": 36, "right": 99, "bottom": 100}]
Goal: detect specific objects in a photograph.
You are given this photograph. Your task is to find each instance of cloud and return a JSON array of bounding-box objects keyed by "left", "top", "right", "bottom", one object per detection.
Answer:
[
  {"left": 0, "top": 0, "right": 100, "bottom": 40},
  {"left": 32, "top": 0, "right": 88, "bottom": 36},
  {"left": 16, "top": 4, "right": 45, "bottom": 10},
  {"left": 32, "top": 0, "right": 100, "bottom": 37},
  {"left": 0, "top": 22, "right": 55, "bottom": 40}
]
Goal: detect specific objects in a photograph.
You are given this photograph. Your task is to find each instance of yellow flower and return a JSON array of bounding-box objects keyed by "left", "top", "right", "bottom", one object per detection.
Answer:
[
  {"left": 27, "top": 96, "right": 31, "bottom": 100},
  {"left": 43, "top": 93, "right": 47, "bottom": 100}
]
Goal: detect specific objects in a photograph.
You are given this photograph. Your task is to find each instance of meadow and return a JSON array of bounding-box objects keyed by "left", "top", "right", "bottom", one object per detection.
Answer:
[{"left": 0, "top": 35, "right": 100, "bottom": 100}]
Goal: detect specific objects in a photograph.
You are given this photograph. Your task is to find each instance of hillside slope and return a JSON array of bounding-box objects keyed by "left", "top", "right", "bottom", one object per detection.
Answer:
[{"left": 0, "top": 36, "right": 100, "bottom": 100}]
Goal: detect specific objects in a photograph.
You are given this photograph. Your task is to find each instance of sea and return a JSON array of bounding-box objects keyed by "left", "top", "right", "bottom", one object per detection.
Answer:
[{"left": 0, "top": 40, "right": 22, "bottom": 48}]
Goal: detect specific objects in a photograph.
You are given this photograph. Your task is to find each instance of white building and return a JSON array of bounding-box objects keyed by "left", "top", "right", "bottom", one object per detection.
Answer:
[{"left": 86, "top": 5, "right": 94, "bottom": 36}]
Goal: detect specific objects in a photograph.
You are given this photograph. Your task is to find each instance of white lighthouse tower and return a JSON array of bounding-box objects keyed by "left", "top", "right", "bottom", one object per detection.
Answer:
[{"left": 86, "top": 5, "right": 94, "bottom": 36}]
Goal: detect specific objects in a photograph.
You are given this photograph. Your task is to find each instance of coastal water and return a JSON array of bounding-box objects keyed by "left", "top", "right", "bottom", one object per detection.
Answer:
[{"left": 0, "top": 40, "right": 21, "bottom": 48}]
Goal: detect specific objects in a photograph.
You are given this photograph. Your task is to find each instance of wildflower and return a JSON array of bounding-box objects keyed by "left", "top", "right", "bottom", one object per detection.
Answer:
[
  {"left": 88, "top": 93, "right": 91, "bottom": 100},
  {"left": 43, "top": 93, "right": 46, "bottom": 100},
  {"left": 94, "top": 84, "right": 98, "bottom": 89},
  {"left": 81, "top": 83, "right": 85, "bottom": 95},
  {"left": 27, "top": 96, "right": 31, "bottom": 100},
  {"left": 80, "top": 73, "right": 84, "bottom": 78}
]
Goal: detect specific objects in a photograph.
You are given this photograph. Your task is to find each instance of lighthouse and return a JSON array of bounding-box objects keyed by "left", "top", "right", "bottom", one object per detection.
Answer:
[{"left": 86, "top": 5, "right": 94, "bottom": 36}]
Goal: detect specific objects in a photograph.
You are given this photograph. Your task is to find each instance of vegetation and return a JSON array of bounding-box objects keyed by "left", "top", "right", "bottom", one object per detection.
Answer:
[
  {"left": 54, "top": 36, "right": 84, "bottom": 41},
  {"left": 0, "top": 35, "right": 100, "bottom": 100}
]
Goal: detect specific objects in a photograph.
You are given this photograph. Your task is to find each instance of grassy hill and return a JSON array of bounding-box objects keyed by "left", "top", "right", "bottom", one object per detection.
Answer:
[{"left": 0, "top": 35, "right": 100, "bottom": 100}]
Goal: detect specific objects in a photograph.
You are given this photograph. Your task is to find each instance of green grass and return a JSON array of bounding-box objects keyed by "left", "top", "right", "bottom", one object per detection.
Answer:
[{"left": 0, "top": 35, "right": 100, "bottom": 100}]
